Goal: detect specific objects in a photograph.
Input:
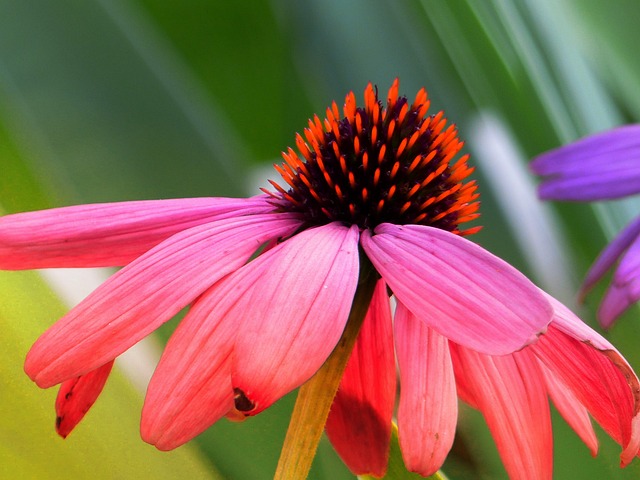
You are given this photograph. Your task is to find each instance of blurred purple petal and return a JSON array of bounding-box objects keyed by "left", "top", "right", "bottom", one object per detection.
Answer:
[
  {"left": 582, "top": 216, "right": 640, "bottom": 297},
  {"left": 532, "top": 125, "right": 640, "bottom": 201},
  {"left": 598, "top": 238, "right": 640, "bottom": 328}
]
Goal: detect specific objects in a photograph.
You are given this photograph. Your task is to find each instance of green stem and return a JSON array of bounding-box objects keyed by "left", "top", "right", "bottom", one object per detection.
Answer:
[{"left": 274, "top": 258, "right": 378, "bottom": 480}]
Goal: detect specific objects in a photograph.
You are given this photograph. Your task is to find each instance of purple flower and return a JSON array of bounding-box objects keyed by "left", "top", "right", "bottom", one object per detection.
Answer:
[{"left": 532, "top": 125, "right": 640, "bottom": 327}]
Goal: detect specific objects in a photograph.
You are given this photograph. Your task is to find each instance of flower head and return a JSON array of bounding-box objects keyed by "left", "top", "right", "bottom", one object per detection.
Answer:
[
  {"left": 531, "top": 125, "right": 640, "bottom": 327},
  {"left": 1, "top": 81, "right": 639, "bottom": 479},
  {"left": 266, "top": 82, "right": 480, "bottom": 234}
]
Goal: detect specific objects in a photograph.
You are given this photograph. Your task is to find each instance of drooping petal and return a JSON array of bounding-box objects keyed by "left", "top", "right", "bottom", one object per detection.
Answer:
[
  {"left": 581, "top": 217, "right": 640, "bottom": 298},
  {"left": 55, "top": 360, "right": 114, "bottom": 438},
  {"left": 597, "top": 238, "right": 640, "bottom": 328},
  {"left": 144, "top": 222, "right": 359, "bottom": 450},
  {"left": 231, "top": 222, "right": 360, "bottom": 415},
  {"left": 395, "top": 302, "right": 457, "bottom": 477},
  {"left": 0, "top": 196, "right": 274, "bottom": 268},
  {"left": 325, "top": 280, "right": 395, "bottom": 477},
  {"left": 540, "top": 363, "right": 598, "bottom": 456},
  {"left": 532, "top": 294, "right": 640, "bottom": 465},
  {"left": 25, "top": 213, "right": 301, "bottom": 387},
  {"left": 450, "top": 344, "right": 553, "bottom": 480},
  {"left": 450, "top": 367, "right": 478, "bottom": 409},
  {"left": 531, "top": 125, "right": 640, "bottom": 201},
  {"left": 361, "top": 223, "right": 552, "bottom": 355},
  {"left": 141, "top": 289, "right": 237, "bottom": 450}
]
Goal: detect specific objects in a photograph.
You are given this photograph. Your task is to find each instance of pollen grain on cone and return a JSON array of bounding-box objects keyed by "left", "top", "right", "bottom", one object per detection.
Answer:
[{"left": 265, "top": 79, "right": 480, "bottom": 235}]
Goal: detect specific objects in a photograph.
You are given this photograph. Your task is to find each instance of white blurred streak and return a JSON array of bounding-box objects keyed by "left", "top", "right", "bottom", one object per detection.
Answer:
[
  {"left": 246, "top": 162, "right": 280, "bottom": 196},
  {"left": 38, "top": 268, "right": 160, "bottom": 393},
  {"left": 469, "top": 112, "right": 576, "bottom": 303}
]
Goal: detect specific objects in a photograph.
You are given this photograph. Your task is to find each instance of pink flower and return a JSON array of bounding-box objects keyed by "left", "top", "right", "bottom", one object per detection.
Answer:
[{"left": 2, "top": 81, "right": 639, "bottom": 479}]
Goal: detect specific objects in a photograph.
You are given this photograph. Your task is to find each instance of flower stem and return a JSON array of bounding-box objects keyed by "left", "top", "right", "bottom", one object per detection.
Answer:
[{"left": 274, "top": 257, "right": 378, "bottom": 479}]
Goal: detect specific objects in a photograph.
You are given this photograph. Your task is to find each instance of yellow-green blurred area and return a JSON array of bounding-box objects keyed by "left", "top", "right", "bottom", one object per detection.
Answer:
[
  {"left": 0, "top": 269, "right": 220, "bottom": 479},
  {"left": 2, "top": 0, "right": 640, "bottom": 478}
]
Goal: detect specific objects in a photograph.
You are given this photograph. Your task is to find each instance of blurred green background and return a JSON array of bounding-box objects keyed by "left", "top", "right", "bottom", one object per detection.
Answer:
[{"left": 2, "top": 0, "right": 640, "bottom": 478}]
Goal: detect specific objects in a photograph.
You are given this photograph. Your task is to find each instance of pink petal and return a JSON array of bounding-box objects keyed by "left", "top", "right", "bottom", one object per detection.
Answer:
[
  {"left": 55, "top": 360, "right": 114, "bottom": 438},
  {"left": 531, "top": 295, "right": 640, "bottom": 465},
  {"left": 361, "top": 223, "right": 552, "bottom": 355},
  {"left": 25, "top": 213, "right": 301, "bottom": 387},
  {"left": 325, "top": 280, "right": 395, "bottom": 477},
  {"left": 626, "top": 416, "right": 640, "bottom": 466},
  {"left": 540, "top": 363, "right": 598, "bottom": 456},
  {"left": 0, "top": 196, "right": 274, "bottom": 268},
  {"left": 145, "top": 222, "right": 360, "bottom": 450},
  {"left": 395, "top": 302, "right": 457, "bottom": 477},
  {"left": 450, "top": 344, "right": 553, "bottom": 480},
  {"left": 146, "top": 222, "right": 360, "bottom": 448},
  {"left": 450, "top": 367, "right": 478, "bottom": 409},
  {"left": 544, "top": 294, "right": 614, "bottom": 351},
  {"left": 581, "top": 216, "right": 640, "bottom": 297},
  {"left": 141, "top": 289, "right": 237, "bottom": 450},
  {"left": 231, "top": 223, "right": 360, "bottom": 415}
]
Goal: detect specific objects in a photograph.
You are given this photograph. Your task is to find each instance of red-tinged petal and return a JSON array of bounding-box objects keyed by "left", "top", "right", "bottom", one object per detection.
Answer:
[
  {"left": 395, "top": 302, "right": 457, "bottom": 477},
  {"left": 540, "top": 363, "right": 598, "bottom": 456},
  {"left": 451, "top": 368, "right": 478, "bottom": 409},
  {"left": 325, "top": 280, "right": 395, "bottom": 477},
  {"left": 531, "top": 125, "right": 640, "bottom": 201},
  {"left": 450, "top": 344, "right": 553, "bottom": 480},
  {"left": 25, "top": 213, "right": 301, "bottom": 387},
  {"left": 145, "top": 222, "right": 359, "bottom": 450},
  {"left": 531, "top": 295, "right": 640, "bottom": 464},
  {"left": 231, "top": 223, "right": 360, "bottom": 415},
  {"left": 361, "top": 223, "right": 552, "bottom": 355},
  {"left": 581, "top": 216, "right": 640, "bottom": 297},
  {"left": 624, "top": 416, "right": 640, "bottom": 466},
  {"left": 55, "top": 361, "right": 114, "bottom": 438},
  {"left": 597, "top": 238, "right": 640, "bottom": 328},
  {"left": 141, "top": 289, "right": 237, "bottom": 450},
  {"left": 0, "top": 196, "right": 274, "bottom": 269}
]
